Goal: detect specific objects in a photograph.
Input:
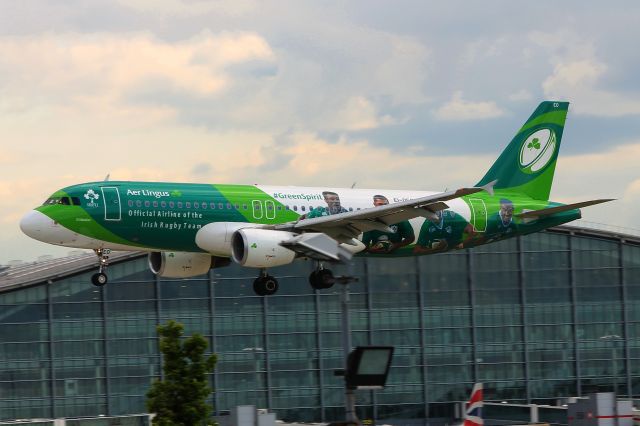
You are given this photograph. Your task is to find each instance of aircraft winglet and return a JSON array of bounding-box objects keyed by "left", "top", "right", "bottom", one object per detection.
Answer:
[{"left": 480, "top": 179, "right": 497, "bottom": 196}]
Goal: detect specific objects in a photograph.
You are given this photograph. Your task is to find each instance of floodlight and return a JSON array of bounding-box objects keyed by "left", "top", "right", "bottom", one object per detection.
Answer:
[{"left": 345, "top": 346, "right": 394, "bottom": 390}]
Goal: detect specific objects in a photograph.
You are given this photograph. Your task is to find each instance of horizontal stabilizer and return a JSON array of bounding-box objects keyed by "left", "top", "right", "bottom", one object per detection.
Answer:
[
  {"left": 280, "top": 233, "right": 354, "bottom": 263},
  {"left": 517, "top": 199, "right": 615, "bottom": 219}
]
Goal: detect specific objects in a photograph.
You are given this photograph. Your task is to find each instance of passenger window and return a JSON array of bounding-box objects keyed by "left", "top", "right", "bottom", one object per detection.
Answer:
[
  {"left": 202, "top": 202, "right": 207, "bottom": 210},
  {"left": 144, "top": 201, "right": 150, "bottom": 208},
  {"left": 178, "top": 202, "right": 183, "bottom": 208},
  {"left": 285, "top": 205, "right": 290, "bottom": 210},
  {"left": 153, "top": 201, "right": 158, "bottom": 208},
  {"left": 219, "top": 203, "right": 223, "bottom": 209},
  {"left": 128, "top": 200, "right": 134, "bottom": 207},
  {"left": 169, "top": 201, "right": 175, "bottom": 208},
  {"left": 210, "top": 203, "right": 216, "bottom": 209},
  {"left": 235, "top": 203, "right": 240, "bottom": 209},
  {"left": 226, "top": 203, "right": 231, "bottom": 209},
  {"left": 194, "top": 202, "right": 200, "bottom": 209},
  {"left": 243, "top": 204, "right": 248, "bottom": 210},
  {"left": 349, "top": 207, "right": 353, "bottom": 211},
  {"left": 161, "top": 201, "right": 166, "bottom": 208},
  {"left": 186, "top": 202, "right": 191, "bottom": 208},
  {"left": 136, "top": 200, "right": 142, "bottom": 207},
  {"left": 293, "top": 205, "right": 298, "bottom": 211},
  {"left": 277, "top": 205, "right": 282, "bottom": 211},
  {"left": 301, "top": 206, "right": 306, "bottom": 212}
]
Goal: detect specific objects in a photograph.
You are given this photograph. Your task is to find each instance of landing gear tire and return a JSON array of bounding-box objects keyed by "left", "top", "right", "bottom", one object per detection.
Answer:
[
  {"left": 253, "top": 275, "right": 279, "bottom": 296},
  {"left": 309, "top": 268, "right": 335, "bottom": 290},
  {"left": 91, "top": 272, "right": 108, "bottom": 287},
  {"left": 92, "top": 248, "right": 111, "bottom": 287}
]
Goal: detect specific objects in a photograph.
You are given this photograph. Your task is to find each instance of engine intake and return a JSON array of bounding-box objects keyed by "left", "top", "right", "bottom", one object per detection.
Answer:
[
  {"left": 231, "top": 228, "right": 297, "bottom": 268},
  {"left": 148, "top": 251, "right": 213, "bottom": 278}
]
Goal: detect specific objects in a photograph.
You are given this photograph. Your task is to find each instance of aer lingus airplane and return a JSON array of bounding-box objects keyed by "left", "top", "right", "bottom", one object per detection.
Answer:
[{"left": 20, "top": 101, "right": 612, "bottom": 295}]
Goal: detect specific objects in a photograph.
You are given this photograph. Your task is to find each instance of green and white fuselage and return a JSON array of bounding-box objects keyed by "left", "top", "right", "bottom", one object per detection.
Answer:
[
  {"left": 19, "top": 101, "right": 612, "bottom": 293},
  {"left": 24, "top": 182, "right": 578, "bottom": 254}
]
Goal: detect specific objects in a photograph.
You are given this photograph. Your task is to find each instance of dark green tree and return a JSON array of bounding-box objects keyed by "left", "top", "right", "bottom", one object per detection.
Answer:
[{"left": 146, "top": 320, "right": 217, "bottom": 426}]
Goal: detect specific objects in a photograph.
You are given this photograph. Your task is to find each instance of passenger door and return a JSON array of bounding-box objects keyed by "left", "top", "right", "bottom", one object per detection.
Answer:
[{"left": 101, "top": 187, "right": 122, "bottom": 221}]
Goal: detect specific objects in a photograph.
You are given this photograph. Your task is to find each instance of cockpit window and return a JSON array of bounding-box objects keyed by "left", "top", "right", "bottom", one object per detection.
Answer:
[{"left": 43, "top": 196, "right": 76, "bottom": 206}]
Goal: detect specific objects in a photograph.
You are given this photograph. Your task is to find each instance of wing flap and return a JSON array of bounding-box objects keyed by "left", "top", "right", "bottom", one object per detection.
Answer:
[{"left": 280, "top": 233, "right": 356, "bottom": 262}]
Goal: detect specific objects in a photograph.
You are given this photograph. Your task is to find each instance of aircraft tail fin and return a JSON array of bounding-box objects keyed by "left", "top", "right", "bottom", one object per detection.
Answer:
[
  {"left": 464, "top": 383, "right": 483, "bottom": 426},
  {"left": 476, "top": 101, "right": 569, "bottom": 200}
]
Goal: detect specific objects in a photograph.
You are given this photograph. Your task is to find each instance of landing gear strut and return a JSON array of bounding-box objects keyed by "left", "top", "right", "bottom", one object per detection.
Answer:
[
  {"left": 309, "top": 264, "right": 335, "bottom": 290},
  {"left": 91, "top": 248, "right": 110, "bottom": 287},
  {"left": 253, "top": 270, "right": 279, "bottom": 296}
]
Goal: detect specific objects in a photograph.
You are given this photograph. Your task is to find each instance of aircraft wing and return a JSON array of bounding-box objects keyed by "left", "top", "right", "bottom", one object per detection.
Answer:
[{"left": 275, "top": 184, "right": 491, "bottom": 242}]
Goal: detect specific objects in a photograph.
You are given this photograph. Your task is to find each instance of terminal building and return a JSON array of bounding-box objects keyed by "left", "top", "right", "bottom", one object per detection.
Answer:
[{"left": 1, "top": 223, "right": 639, "bottom": 423}]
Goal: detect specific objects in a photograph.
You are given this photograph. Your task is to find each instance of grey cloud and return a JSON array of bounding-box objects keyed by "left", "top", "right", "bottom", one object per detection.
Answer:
[
  {"left": 256, "top": 132, "right": 295, "bottom": 173},
  {"left": 3, "top": 0, "right": 640, "bottom": 157},
  {"left": 191, "top": 162, "right": 212, "bottom": 176}
]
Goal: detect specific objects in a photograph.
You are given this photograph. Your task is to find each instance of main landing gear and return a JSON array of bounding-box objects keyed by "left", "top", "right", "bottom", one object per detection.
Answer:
[
  {"left": 253, "top": 270, "right": 279, "bottom": 296},
  {"left": 251, "top": 264, "right": 337, "bottom": 296},
  {"left": 309, "top": 265, "right": 335, "bottom": 290},
  {"left": 91, "top": 248, "right": 110, "bottom": 287}
]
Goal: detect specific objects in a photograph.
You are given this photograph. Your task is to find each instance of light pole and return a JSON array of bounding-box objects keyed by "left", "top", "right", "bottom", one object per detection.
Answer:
[
  {"left": 242, "top": 347, "right": 265, "bottom": 407},
  {"left": 599, "top": 335, "right": 622, "bottom": 396},
  {"left": 337, "top": 275, "right": 359, "bottom": 425}
]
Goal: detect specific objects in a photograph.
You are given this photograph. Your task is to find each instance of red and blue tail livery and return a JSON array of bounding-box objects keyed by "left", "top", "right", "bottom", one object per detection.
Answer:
[{"left": 464, "top": 383, "right": 483, "bottom": 426}]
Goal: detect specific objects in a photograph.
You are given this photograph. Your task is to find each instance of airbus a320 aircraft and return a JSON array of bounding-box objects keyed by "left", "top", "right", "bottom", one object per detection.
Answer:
[{"left": 20, "top": 101, "right": 611, "bottom": 295}]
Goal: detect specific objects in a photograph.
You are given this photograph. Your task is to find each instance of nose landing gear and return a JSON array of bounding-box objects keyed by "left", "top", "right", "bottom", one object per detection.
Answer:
[
  {"left": 253, "top": 270, "right": 279, "bottom": 296},
  {"left": 91, "top": 248, "right": 110, "bottom": 287}
]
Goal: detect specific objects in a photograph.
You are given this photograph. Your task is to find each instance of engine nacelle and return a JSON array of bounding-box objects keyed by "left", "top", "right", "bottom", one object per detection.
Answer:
[
  {"left": 231, "top": 228, "right": 297, "bottom": 268},
  {"left": 148, "top": 251, "right": 213, "bottom": 278},
  {"left": 195, "top": 222, "right": 264, "bottom": 256}
]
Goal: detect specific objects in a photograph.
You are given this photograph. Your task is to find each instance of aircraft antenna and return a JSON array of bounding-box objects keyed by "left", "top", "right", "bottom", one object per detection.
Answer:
[
  {"left": 351, "top": 182, "right": 357, "bottom": 189},
  {"left": 104, "top": 173, "right": 110, "bottom": 181}
]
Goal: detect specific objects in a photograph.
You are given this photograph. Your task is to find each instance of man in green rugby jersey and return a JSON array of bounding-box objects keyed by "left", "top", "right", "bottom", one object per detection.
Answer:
[
  {"left": 413, "top": 209, "right": 476, "bottom": 254},
  {"left": 362, "top": 195, "right": 415, "bottom": 253},
  {"left": 306, "top": 191, "right": 349, "bottom": 218},
  {"left": 485, "top": 198, "right": 517, "bottom": 239}
]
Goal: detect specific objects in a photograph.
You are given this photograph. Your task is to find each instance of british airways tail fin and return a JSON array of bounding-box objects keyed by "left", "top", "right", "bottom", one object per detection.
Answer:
[{"left": 464, "top": 383, "right": 483, "bottom": 426}]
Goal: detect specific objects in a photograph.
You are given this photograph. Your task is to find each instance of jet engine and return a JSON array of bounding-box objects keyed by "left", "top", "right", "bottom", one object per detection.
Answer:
[
  {"left": 148, "top": 251, "right": 214, "bottom": 278},
  {"left": 195, "top": 222, "right": 264, "bottom": 256},
  {"left": 231, "top": 228, "right": 297, "bottom": 268}
]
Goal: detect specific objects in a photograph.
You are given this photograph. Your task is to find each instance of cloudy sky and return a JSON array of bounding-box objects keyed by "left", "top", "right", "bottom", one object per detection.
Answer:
[{"left": 1, "top": 1, "right": 640, "bottom": 263}]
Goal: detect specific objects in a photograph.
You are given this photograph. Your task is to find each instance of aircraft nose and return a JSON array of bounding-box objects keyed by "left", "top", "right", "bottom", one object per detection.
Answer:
[{"left": 20, "top": 210, "right": 54, "bottom": 241}]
